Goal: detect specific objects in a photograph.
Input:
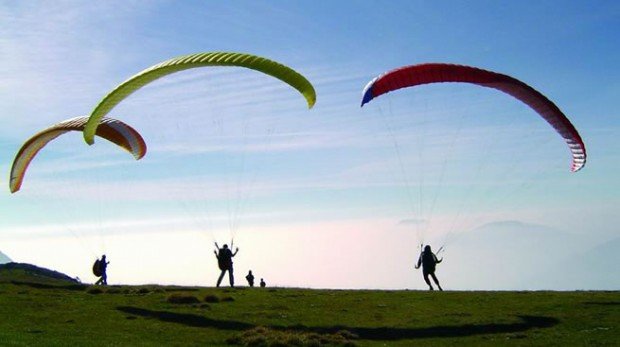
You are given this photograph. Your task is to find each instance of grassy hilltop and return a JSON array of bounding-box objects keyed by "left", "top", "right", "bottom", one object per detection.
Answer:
[{"left": 0, "top": 264, "right": 618, "bottom": 346}]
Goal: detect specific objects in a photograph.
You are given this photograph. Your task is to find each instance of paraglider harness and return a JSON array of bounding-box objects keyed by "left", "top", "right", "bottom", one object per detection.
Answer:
[
  {"left": 415, "top": 244, "right": 444, "bottom": 272},
  {"left": 215, "top": 240, "right": 234, "bottom": 271},
  {"left": 92, "top": 258, "right": 103, "bottom": 277}
]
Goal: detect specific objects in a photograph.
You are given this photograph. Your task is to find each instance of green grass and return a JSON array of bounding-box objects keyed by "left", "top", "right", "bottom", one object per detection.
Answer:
[{"left": 0, "top": 267, "right": 618, "bottom": 346}]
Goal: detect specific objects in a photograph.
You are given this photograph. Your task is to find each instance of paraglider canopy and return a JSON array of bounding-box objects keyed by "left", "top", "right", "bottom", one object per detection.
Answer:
[
  {"left": 10, "top": 116, "right": 147, "bottom": 193},
  {"left": 361, "top": 63, "right": 586, "bottom": 172},
  {"left": 83, "top": 52, "right": 317, "bottom": 144}
]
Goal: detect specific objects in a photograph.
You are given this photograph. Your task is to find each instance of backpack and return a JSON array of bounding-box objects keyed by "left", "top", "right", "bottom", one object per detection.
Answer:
[
  {"left": 422, "top": 252, "right": 436, "bottom": 271},
  {"left": 217, "top": 256, "right": 226, "bottom": 270},
  {"left": 92, "top": 259, "right": 102, "bottom": 277},
  {"left": 217, "top": 249, "right": 232, "bottom": 270}
]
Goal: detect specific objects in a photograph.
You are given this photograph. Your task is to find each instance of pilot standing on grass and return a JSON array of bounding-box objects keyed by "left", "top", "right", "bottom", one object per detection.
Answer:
[
  {"left": 246, "top": 270, "right": 255, "bottom": 287},
  {"left": 415, "top": 245, "right": 443, "bottom": 291},
  {"left": 214, "top": 243, "right": 238, "bottom": 288},
  {"left": 94, "top": 255, "right": 110, "bottom": 286}
]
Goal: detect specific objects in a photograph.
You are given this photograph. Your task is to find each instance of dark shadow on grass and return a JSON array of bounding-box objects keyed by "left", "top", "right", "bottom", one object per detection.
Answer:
[
  {"left": 582, "top": 301, "right": 620, "bottom": 306},
  {"left": 326, "top": 315, "right": 557, "bottom": 340},
  {"left": 118, "top": 306, "right": 253, "bottom": 330},
  {"left": 116, "top": 306, "right": 558, "bottom": 340},
  {"left": 11, "top": 280, "right": 86, "bottom": 291}
]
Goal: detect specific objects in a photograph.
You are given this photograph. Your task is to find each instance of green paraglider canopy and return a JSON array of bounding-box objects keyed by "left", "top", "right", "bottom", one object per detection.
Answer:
[{"left": 84, "top": 52, "right": 316, "bottom": 144}]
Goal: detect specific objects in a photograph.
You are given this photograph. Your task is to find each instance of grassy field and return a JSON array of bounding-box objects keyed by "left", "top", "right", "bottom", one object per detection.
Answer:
[{"left": 0, "top": 265, "right": 618, "bottom": 346}]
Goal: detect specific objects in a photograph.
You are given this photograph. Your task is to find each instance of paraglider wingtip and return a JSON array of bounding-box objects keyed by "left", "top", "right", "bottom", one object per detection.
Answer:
[
  {"left": 360, "top": 84, "right": 374, "bottom": 107},
  {"left": 571, "top": 162, "right": 586, "bottom": 172},
  {"left": 9, "top": 178, "right": 20, "bottom": 193},
  {"left": 135, "top": 148, "right": 147, "bottom": 160},
  {"left": 306, "top": 94, "right": 316, "bottom": 109}
]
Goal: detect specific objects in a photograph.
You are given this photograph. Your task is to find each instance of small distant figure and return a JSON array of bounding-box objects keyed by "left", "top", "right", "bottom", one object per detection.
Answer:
[
  {"left": 246, "top": 270, "right": 255, "bottom": 287},
  {"left": 93, "top": 254, "right": 110, "bottom": 286},
  {"left": 415, "top": 245, "right": 443, "bottom": 291},
  {"left": 260, "top": 278, "right": 266, "bottom": 288},
  {"left": 214, "top": 243, "right": 238, "bottom": 287}
]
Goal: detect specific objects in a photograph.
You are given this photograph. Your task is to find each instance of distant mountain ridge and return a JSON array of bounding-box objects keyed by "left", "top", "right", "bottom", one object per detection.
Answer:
[
  {"left": 0, "top": 250, "right": 11, "bottom": 264},
  {"left": 0, "top": 262, "right": 78, "bottom": 283},
  {"left": 440, "top": 220, "right": 596, "bottom": 290},
  {"left": 531, "top": 236, "right": 620, "bottom": 290}
]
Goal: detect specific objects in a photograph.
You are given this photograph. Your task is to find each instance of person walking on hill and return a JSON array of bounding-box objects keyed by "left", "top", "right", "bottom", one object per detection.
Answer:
[
  {"left": 246, "top": 270, "right": 255, "bottom": 287},
  {"left": 94, "top": 254, "right": 110, "bottom": 286},
  {"left": 260, "top": 278, "right": 266, "bottom": 288},
  {"left": 415, "top": 245, "right": 443, "bottom": 291},
  {"left": 214, "top": 243, "right": 238, "bottom": 287}
]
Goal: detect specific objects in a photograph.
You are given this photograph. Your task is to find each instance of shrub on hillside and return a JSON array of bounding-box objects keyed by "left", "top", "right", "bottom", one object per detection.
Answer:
[
  {"left": 137, "top": 287, "right": 151, "bottom": 294},
  {"left": 106, "top": 287, "right": 122, "bottom": 294},
  {"left": 226, "top": 326, "right": 358, "bottom": 346},
  {"left": 86, "top": 287, "right": 104, "bottom": 294},
  {"left": 204, "top": 294, "right": 221, "bottom": 303},
  {"left": 166, "top": 293, "right": 200, "bottom": 304}
]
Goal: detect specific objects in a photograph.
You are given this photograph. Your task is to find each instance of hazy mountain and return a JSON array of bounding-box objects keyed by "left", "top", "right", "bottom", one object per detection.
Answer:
[
  {"left": 439, "top": 220, "right": 595, "bottom": 290},
  {"left": 531, "top": 236, "right": 620, "bottom": 290},
  {"left": 0, "top": 250, "right": 11, "bottom": 264},
  {"left": 0, "top": 262, "right": 79, "bottom": 283}
]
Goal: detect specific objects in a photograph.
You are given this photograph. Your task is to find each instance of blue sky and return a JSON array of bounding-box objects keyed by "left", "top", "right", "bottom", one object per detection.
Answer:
[{"left": 0, "top": 1, "right": 618, "bottom": 289}]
